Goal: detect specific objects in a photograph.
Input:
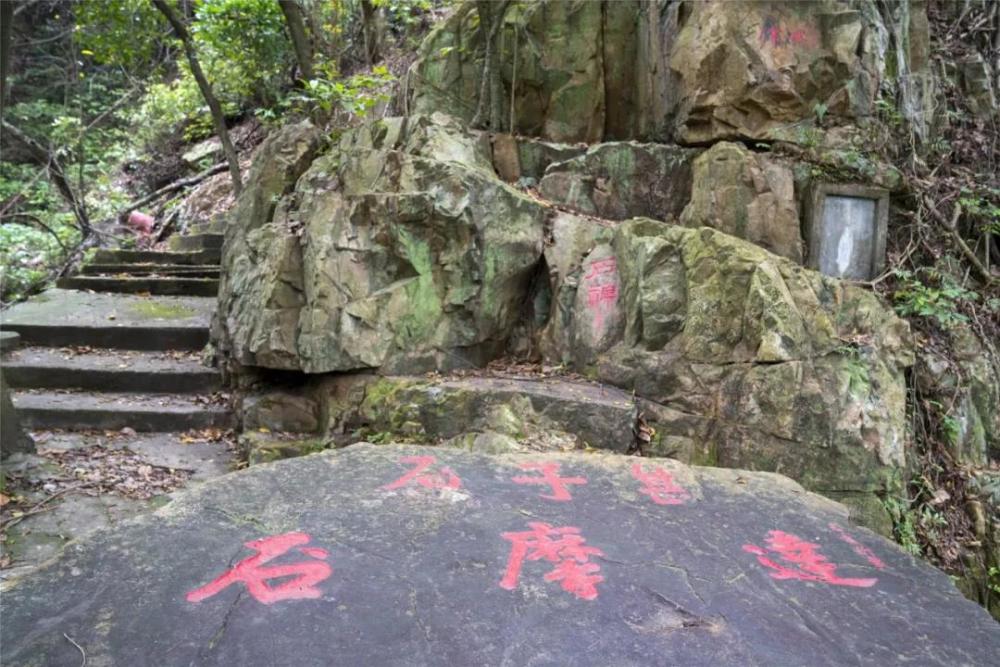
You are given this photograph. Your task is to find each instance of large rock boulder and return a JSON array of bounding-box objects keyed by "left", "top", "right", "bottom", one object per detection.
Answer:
[
  {"left": 410, "top": 0, "right": 923, "bottom": 145},
  {"left": 3, "top": 445, "right": 998, "bottom": 666},
  {"left": 668, "top": 1, "right": 888, "bottom": 144},
  {"left": 217, "top": 114, "right": 547, "bottom": 374},
  {"left": 214, "top": 120, "right": 324, "bottom": 370},
  {"left": 536, "top": 217, "right": 912, "bottom": 531}
]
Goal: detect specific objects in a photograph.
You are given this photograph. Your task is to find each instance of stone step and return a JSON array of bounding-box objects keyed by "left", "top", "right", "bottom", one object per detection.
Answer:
[
  {"left": 92, "top": 249, "right": 221, "bottom": 266},
  {"left": 12, "top": 390, "right": 232, "bottom": 432},
  {"left": 82, "top": 264, "right": 220, "bottom": 278},
  {"left": 185, "top": 221, "right": 224, "bottom": 236},
  {"left": 167, "top": 233, "right": 224, "bottom": 252},
  {"left": 3, "top": 347, "right": 220, "bottom": 393},
  {"left": 351, "top": 375, "right": 639, "bottom": 453},
  {"left": 56, "top": 275, "right": 220, "bottom": 297},
  {"left": 0, "top": 289, "right": 212, "bottom": 351}
]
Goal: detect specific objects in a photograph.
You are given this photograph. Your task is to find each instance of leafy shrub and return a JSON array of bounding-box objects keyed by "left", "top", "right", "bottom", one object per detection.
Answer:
[
  {"left": 892, "top": 268, "right": 979, "bottom": 329},
  {"left": 280, "top": 65, "right": 395, "bottom": 119}
]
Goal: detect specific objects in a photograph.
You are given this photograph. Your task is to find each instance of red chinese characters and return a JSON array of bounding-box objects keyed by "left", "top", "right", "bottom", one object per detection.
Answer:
[
  {"left": 500, "top": 522, "right": 604, "bottom": 600},
  {"left": 383, "top": 455, "right": 462, "bottom": 491},
  {"left": 631, "top": 463, "right": 690, "bottom": 505},
  {"left": 512, "top": 462, "right": 586, "bottom": 502},
  {"left": 582, "top": 257, "right": 619, "bottom": 331},
  {"left": 742, "top": 530, "right": 878, "bottom": 588},
  {"left": 186, "top": 532, "right": 332, "bottom": 605},
  {"left": 828, "top": 523, "right": 885, "bottom": 570}
]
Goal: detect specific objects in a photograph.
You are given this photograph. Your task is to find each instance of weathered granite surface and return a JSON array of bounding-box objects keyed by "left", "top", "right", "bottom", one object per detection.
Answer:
[{"left": 2, "top": 445, "right": 997, "bottom": 666}]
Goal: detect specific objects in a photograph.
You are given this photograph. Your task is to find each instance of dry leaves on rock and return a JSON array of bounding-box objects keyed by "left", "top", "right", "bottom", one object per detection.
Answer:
[{"left": 44, "top": 446, "right": 192, "bottom": 500}]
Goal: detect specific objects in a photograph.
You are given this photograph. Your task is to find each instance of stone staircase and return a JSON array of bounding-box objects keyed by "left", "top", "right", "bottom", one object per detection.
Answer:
[
  {"left": 55, "top": 227, "right": 223, "bottom": 297},
  {"left": 1, "top": 231, "right": 231, "bottom": 433}
]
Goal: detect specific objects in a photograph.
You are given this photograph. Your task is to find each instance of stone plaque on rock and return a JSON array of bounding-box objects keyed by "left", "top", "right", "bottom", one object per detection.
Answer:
[
  {"left": 806, "top": 184, "right": 889, "bottom": 280},
  {"left": 2, "top": 444, "right": 998, "bottom": 665}
]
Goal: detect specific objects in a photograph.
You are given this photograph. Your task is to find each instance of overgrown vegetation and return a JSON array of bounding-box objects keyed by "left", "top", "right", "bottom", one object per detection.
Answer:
[
  {"left": 862, "top": 0, "right": 1000, "bottom": 615},
  {"left": 1, "top": 0, "right": 444, "bottom": 304}
]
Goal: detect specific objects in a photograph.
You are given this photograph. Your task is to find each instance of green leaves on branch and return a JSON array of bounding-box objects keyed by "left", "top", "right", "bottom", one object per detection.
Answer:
[
  {"left": 277, "top": 65, "right": 395, "bottom": 119},
  {"left": 892, "top": 268, "right": 980, "bottom": 329}
]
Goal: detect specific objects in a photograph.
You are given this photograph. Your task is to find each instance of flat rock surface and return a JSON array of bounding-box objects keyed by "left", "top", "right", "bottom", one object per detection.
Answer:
[
  {"left": 4, "top": 346, "right": 211, "bottom": 375},
  {"left": 1, "top": 432, "right": 234, "bottom": 582},
  {"left": 2, "top": 444, "right": 998, "bottom": 666},
  {"left": 0, "top": 289, "right": 213, "bottom": 330}
]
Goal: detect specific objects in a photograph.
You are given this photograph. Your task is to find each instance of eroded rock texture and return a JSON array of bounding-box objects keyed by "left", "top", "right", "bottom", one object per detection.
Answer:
[
  {"left": 409, "top": 0, "right": 918, "bottom": 145},
  {"left": 215, "top": 109, "right": 913, "bottom": 535}
]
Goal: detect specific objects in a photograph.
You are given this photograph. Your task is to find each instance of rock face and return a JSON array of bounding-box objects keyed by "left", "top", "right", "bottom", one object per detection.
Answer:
[
  {"left": 680, "top": 142, "right": 803, "bottom": 263},
  {"left": 352, "top": 375, "right": 638, "bottom": 453},
  {"left": 667, "top": 1, "right": 887, "bottom": 144},
  {"left": 540, "top": 217, "right": 911, "bottom": 531},
  {"left": 215, "top": 110, "right": 912, "bottom": 534},
  {"left": 1, "top": 369, "right": 33, "bottom": 458},
  {"left": 3, "top": 445, "right": 999, "bottom": 666},
  {"left": 410, "top": 0, "right": 922, "bottom": 145},
  {"left": 216, "top": 114, "right": 545, "bottom": 374},
  {"left": 538, "top": 142, "right": 697, "bottom": 222}
]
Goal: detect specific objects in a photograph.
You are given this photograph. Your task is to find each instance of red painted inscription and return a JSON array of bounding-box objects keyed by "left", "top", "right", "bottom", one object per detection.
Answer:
[
  {"left": 631, "top": 463, "right": 690, "bottom": 505},
  {"left": 500, "top": 522, "right": 604, "bottom": 600},
  {"left": 186, "top": 532, "right": 332, "bottom": 604},
  {"left": 384, "top": 455, "right": 462, "bottom": 491},
  {"left": 828, "top": 523, "right": 886, "bottom": 570},
  {"left": 512, "top": 462, "right": 586, "bottom": 501},
  {"left": 743, "top": 530, "right": 878, "bottom": 588}
]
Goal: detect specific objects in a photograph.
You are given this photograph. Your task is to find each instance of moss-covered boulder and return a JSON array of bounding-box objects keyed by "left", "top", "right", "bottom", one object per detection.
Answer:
[
  {"left": 217, "top": 114, "right": 546, "bottom": 374},
  {"left": 537, "top": 218, "right": 913, "bottom": 531},
  {"left": 350, "top": 375, "right": 637, "bottom": 453}
]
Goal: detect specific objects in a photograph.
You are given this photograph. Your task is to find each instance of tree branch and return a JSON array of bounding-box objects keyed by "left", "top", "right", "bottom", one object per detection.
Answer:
[
  {"left": 117, "top": 160, "right": 227, "bottom": 222},
  {"left": 925, "top": 197, "right": 997, "bottom": 286},
  {"left": 152, "top": 0, "right": 242, "bottom": 196},
  {"left": 1, "top": 119, "right": 91, "bottom": 235}
]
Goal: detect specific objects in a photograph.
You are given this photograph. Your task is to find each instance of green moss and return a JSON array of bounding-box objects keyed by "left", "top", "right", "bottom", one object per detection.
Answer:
[
  {"left": 129, "top": 301, "right": 197, "bottom": 320},
  {"left": 248, "top": 437, "right": 326, "bottom": 465}
]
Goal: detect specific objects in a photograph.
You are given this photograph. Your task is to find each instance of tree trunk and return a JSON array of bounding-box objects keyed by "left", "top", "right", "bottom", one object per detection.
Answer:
[
  {"left": 471, "top": 1, "right": 510, "bottom": 131},
  {"left": 360, "top": 0, "right": 381, "bottom": 66},
  {"left": 152, "top": 0, "right": 242, "bottom": 196},
  {"left": 1, "top": 0, "right": 13, "bottom": 122},
  {"left": 2, "top": 119, "right": 91, "bottom": 235},
  {"left": 278, "top": 0, "right": 314, "bottom": 83}
]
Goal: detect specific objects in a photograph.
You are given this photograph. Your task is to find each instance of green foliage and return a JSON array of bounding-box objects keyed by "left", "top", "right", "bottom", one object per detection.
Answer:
[
  {"left": 892, "top": 268, "right": 979, "bottom": 329},
  {"left": 875, "top": 97, "right": 905, "bottom": 128},
  {"left": 75, "top": 0, "right": 167, "bottom": 72},
  {"left": 959, "top": 187, "right": 1000, "bottom": 235},
  {"left": 193, "top": 0, "right": 292, "bottom": 103},
  {"left": 280, "top": 65, "right": 395, "bottom": 118},
  {"left": 883, "top": 494, "right": 921, "bottom": 556},
  {"left": 117, "top": 0, "right": 294, "bottom": 147},
  {"left": 812, "top": 102, "right": 828, "bottom": 124}
]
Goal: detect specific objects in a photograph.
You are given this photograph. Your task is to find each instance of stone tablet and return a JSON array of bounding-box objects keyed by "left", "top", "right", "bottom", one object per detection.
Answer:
[
  {"left": 819, "top": 196, "right": 877, "bottom": 279},
  {"left": 2, "top": 444, "right": 998, "bottom": 665},
  {"left": 806, "top": 184, "right": 889, "bottom": 281}
]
